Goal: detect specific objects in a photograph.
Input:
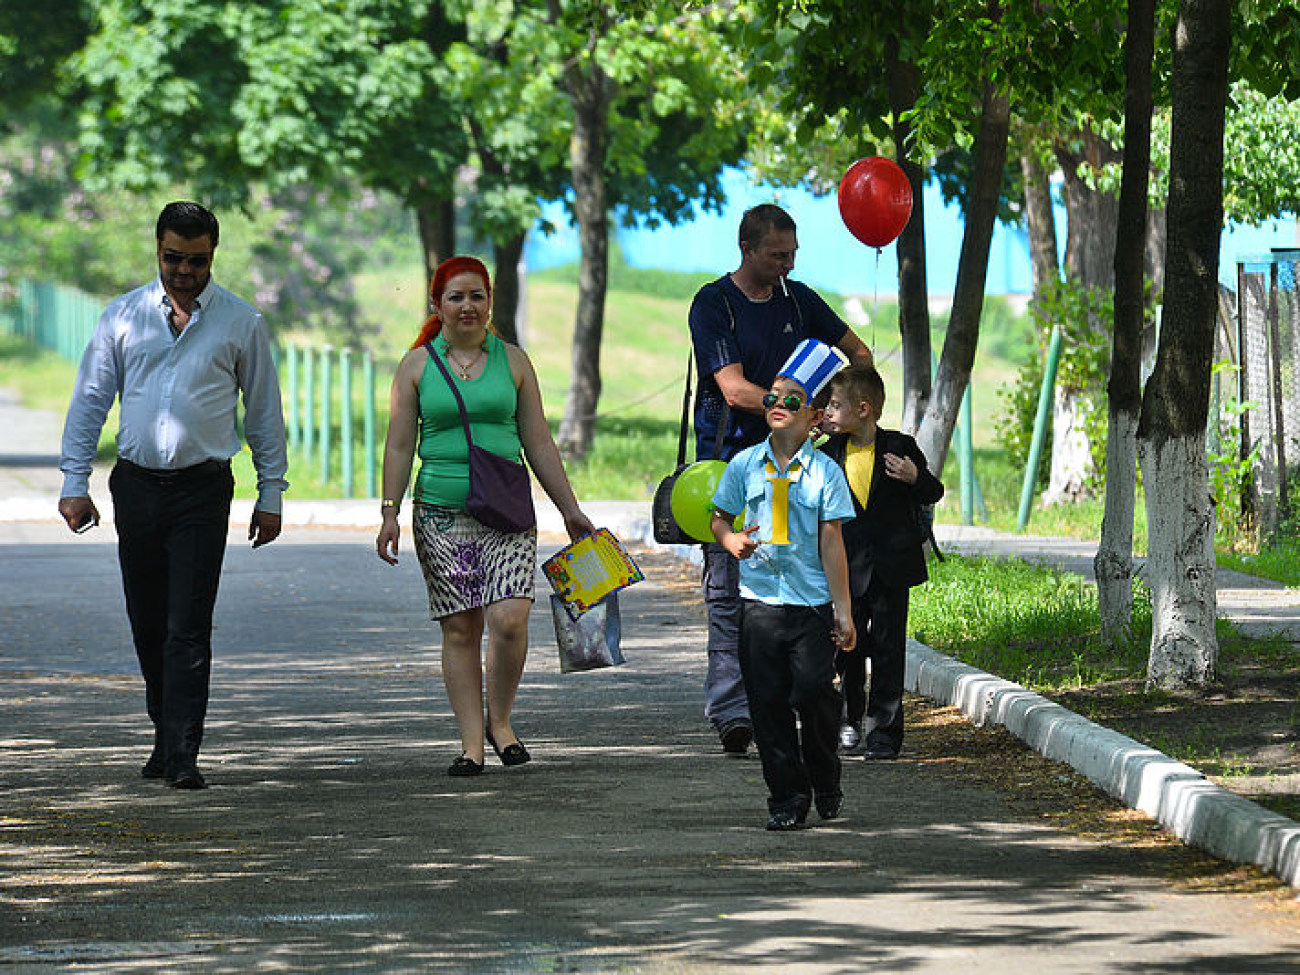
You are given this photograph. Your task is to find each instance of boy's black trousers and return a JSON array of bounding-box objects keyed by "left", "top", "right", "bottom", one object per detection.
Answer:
[
  {"left": 836, "top": 579, "right": 909, "bottom": 753},
  {"left": 738, "top": 599, "right": 842, "bottom": 814}
]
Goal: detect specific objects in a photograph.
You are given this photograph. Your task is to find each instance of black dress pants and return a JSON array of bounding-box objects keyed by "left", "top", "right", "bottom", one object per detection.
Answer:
[
  {"left": 738, "top": 599, "right": 842, "bottom": 815},
  {"left": 836, "top": 579, "right": 909, "bottom": 752},
  {"left": 109, "top": 459, "right": 233, "bottom": 775}
]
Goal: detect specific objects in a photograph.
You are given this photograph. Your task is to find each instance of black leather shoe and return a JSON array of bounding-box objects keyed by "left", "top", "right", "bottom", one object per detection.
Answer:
[
  {"left": 766, "top": 810, "right": 801, "bottom": 830},
  {"left": 448, "top": 754, "right": 484, "bottom": 777},
  {"left": 141, "top": 752, "right": 166, "bottom": 779},
  {"left": 765, "top": 799, "right": 810, "bottom": 831},
  {"left": 862, "top": 743, "right": 899, "bottom": 761},
  {"left": 166, "top": 767, "right": 207, "bottom": 790},
  {"left": 719, "top": 720, "right": 752, "bottom": 756},
  {"left": 486, "top": 729, "right": 531, "bottom": 767},
  {"left": 815, "top": 792, "right": 844, "bottom": 820}
]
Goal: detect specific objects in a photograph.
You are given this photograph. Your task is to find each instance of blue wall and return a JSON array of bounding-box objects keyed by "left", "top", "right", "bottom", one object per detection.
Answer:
[{"left": 524, "top": 166, "right": 1297, "bottom": 296}]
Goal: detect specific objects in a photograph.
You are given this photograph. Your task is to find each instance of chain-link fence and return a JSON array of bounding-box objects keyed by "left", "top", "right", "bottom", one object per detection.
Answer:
[{"left": 1230, "top": 248, "right": 1300, "bottom": 536}]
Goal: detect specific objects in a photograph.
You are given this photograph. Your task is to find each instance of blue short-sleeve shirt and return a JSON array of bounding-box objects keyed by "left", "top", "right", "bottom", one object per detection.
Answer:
[{"left": 712, "top": 436, "right": 855, "bottom": 606}]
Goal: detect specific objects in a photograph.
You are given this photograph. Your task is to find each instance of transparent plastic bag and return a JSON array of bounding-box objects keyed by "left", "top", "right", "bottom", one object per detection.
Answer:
[{"left": 550, "top": 593, "right": 625, "bottom": 673}]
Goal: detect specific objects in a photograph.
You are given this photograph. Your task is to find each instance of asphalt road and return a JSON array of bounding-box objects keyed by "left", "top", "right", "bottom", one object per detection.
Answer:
[{"left": 3, "top": 520, "right": 1299, "bottom": 973}]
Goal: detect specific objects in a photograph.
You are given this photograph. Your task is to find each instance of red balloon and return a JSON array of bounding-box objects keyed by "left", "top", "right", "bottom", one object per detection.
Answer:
[{"left": 838, "top": 156, "right": 913, "bottom": 248}]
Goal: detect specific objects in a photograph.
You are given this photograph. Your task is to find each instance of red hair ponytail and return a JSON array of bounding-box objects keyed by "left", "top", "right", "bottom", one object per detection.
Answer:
[{"left": 410, "top": 255, "right": 493, "bottom": 350}]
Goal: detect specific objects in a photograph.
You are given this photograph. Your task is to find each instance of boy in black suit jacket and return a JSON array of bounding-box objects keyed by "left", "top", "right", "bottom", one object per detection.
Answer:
[{"left": 817, "top": 365, "right": 944, "bottom": 759}]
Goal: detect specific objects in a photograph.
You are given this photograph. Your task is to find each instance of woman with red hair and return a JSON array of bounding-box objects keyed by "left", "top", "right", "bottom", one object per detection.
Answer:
[{"left": 377, "top": 256, "right": 594, "bottom": 776}]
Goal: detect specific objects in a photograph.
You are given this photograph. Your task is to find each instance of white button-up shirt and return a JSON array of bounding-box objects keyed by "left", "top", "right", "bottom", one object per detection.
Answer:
[{"left": 60, "top": 276, "right": 289, "bottom": 513}]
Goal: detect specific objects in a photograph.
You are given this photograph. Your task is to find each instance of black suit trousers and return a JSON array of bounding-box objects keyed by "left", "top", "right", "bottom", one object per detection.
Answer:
[
  {"left": 836, "top": 578, "right": 909, "bottom": 751},
  {"left": 739, "top": 599, "right": 842, "bottom": 814},
  {"left": 109, "top": 460, "right": 234, "bottom": 774}
]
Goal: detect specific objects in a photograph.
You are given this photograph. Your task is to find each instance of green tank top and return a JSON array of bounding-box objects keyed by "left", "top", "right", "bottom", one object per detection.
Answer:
[{"left": 414, "top": 333, "right": 523, "bottom": 508}]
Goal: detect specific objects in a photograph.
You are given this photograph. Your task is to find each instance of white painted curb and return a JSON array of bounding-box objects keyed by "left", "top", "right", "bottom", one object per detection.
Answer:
[{"left": 907, "top": 639, "right": 1300, "bottom": 888}]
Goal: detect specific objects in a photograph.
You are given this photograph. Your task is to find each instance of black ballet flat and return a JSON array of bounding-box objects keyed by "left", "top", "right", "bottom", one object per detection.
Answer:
[
  {"left": 486, "top": 729, "right": 531, "bottom": 767},
  {"left": 448, "top": 754, "right": 484, "bottom": 777}
]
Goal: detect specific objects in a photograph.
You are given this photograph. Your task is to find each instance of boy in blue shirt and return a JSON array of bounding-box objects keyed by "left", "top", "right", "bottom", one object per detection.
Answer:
[{"left": 710, "top": 340, "right": 857, "bottom": 830}]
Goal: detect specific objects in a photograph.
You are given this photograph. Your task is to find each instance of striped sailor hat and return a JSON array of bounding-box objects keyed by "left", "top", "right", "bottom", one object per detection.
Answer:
[{"left": 776, "top": 339, "right": 848, "bottom": 399}]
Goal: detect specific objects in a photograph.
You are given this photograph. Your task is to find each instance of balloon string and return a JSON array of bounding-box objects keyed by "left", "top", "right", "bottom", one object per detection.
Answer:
[{"left": 873, "top": 246, "right": 881, "bottom": 354}]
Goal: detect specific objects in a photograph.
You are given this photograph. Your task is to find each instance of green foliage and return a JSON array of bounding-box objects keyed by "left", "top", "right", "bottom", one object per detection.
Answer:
[
  {"left": 1218, "top": 539, "right": 1300, "bottom": 589},
  {"left": 0, "top": 2, "right": 89, "bottom": 115},
  {"left": 993, "top": 281, "right": 1112, "bottom": 493},
  {"left": 1221, "top": 83, "right": 1300, "bottom": 223},
  {"left": 995, "top": 353, "right": 1049, "bottom": 492},
  {"left": 910, "top": 554, "right": 1153, "bottom": 692},
  {"left": 1206, "top": 360, "right": 1261, "bottom": 550}
]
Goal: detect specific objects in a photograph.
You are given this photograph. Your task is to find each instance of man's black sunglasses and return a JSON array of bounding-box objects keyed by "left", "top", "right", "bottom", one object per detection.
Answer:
[
  {"left": 762, "top": 392, "right": 804, "bottom": 412},
  {"left": 161, "top": 250, "right": 212, "bottom": 270}
]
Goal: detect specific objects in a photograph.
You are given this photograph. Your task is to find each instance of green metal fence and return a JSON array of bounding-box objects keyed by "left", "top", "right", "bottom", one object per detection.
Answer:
[
  {"left": 1, "top": 280, "right": 381, "bottom": 499},
  {"left": 2, "top": 280, "right": 103, "bottom": 361},
  {"left": 281, "top": 342, "right": 380, "bottom": 499}
]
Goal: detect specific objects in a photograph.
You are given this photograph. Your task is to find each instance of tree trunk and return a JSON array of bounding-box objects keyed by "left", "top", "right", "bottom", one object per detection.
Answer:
[
  {"left": 415, "top": 198, "right": 456, "bottom": 300},
  {"left": 1019, "top": 136, "right": 1060, "bottom": 300},
  {"left": 1097, "top": 0, "right": 1156, "bottom": 647},
  {"left": 1045, "top": 128, "right": 1122, "bottom": 503},
  {"left": 916, "top": 81, "right": 1011, "bottom": 475},
  {"left": 1137, "top": 0, "right": 1230, "bottom": 690},
  {"left": 1056, "top": 130, "right": 1121, "bottom": 294},
  {"left": 885, "top": 33, "right": 931, "bottom": 435},
  {"left": 556, "top": 64, "right": 612, "bottom": 460},
  {"left": 1043, "top": 385, "right": 1093, "bottom": 503},
  {"left": 492, "top": 231, "right": 526, "bottom": 346}
]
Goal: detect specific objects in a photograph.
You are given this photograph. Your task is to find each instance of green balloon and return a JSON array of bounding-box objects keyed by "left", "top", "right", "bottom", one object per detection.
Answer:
[{"left": 670, "top": 461, "right": 728, "bottom": 543}]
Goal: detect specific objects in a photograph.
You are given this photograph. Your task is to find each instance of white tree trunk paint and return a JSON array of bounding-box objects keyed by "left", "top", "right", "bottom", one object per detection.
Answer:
[
  {"left": 1139, "top": 431, "right": 1218, "bottom": 689},
  {"left": 1042, "top": 386, "right": 1094, "bottom": 505}
]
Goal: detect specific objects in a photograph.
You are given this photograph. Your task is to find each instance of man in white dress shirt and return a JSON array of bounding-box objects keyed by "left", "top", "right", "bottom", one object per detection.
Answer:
[{"left": 58, "top": 201, "right": 288, "bottom": 790}]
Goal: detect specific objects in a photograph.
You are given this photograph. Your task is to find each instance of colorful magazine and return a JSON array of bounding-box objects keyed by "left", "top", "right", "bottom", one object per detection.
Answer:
[{"left": 542, "top": 528, "right": 644, "bottom": 620}]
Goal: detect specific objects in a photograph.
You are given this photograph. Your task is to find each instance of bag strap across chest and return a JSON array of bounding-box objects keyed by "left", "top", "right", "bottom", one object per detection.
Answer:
[{"left": 425, "top": 340, "right": 477, "bottom": 449}]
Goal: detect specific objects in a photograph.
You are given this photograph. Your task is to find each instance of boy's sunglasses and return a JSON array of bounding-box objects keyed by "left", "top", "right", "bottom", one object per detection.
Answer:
[{"left": 762, "top": 392, "right": 804, "bottom": 412}]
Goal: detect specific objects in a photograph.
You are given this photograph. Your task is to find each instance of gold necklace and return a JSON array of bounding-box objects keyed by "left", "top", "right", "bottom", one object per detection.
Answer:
[{"left": 446, "top": 346, "right": 484, "bottom": 380}]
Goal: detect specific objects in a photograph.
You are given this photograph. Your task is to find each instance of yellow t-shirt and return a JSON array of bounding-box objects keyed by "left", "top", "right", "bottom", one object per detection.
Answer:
[{"left": 845, "top": 440, "right": 875, "bottom": 509}]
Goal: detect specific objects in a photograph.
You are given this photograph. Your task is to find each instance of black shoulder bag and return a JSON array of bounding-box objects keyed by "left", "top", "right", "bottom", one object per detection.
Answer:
[
  {"left": 652, "top": 287, "right": 735, "bottom": 544},
  {"left": 426, "top": 341, "right": 536, "bottom": 534},
  {"left": 651, "top": 350, "right": 699, "bottom": 544}
]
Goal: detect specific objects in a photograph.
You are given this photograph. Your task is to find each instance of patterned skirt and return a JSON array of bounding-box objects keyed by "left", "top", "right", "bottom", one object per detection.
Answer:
[{"left": 412, "top": 504, "right": 537, "bottom": 619}]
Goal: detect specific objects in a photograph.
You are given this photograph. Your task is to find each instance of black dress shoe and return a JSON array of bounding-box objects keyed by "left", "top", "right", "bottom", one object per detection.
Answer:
[
  {"left": 141, "top": 753, "right": 166, "bottom": 779},
  {"left": 486, "top": 729, "right": 531, "bottom": 767},
  {"left": 862, "top": 743, "right": 899, "bottom": 761},
  {"left": 815, "top": 792, "right": 844, "bottom": 820},
  {"left": 167, "top": 767, "right": 207, "bottom": 790},
  {"left": 448, "top": 754, "right": 484, "bottom": 777},
  {"left": 765, "top": 799, "right": 810, "bottom": 831}
]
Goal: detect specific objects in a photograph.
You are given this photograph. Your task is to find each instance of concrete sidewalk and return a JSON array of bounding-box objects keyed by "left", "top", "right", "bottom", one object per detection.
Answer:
[
  {"left": 4, "top": 520, "right": 1299, "bottom": 972},
  {"left": 6, "top": 389, "right": 1300, "bottom": 891}
]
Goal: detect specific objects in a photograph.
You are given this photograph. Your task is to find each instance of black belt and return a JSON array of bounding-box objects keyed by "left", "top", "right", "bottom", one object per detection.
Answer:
[{"left": 117, "top": 458, "right": 230, "bottom": 484}]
